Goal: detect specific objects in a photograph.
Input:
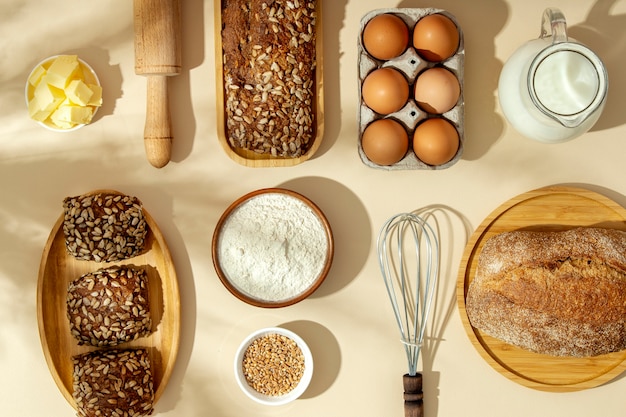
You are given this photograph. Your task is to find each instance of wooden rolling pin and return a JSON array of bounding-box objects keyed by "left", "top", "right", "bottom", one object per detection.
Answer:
[{"left": 133, "top": 0, "right": 181, "bottom": 168}]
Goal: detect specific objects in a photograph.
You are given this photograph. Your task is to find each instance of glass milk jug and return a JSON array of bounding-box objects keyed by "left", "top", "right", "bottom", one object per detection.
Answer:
[{"left": 498, "top": 8, "right": 608, "bottom": 143}]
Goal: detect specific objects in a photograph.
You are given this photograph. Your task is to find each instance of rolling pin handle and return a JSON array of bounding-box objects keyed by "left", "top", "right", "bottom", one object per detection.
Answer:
[
  {"left": 144, "top": 75, "right": 172, "bottom": 168},
  {"left": 403, "top": 373, "right": 424, "bottom": 417}
]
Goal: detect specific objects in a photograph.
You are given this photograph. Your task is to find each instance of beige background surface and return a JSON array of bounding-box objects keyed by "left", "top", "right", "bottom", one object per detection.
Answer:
[{"left": 2, "top": 0, "right": 626, "bottom": 416}]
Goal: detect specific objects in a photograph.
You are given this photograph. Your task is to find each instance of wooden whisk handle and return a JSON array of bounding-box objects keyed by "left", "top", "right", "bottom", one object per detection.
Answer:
[{"left": 403, "top": 373, "right": 424, "bottom": 417}]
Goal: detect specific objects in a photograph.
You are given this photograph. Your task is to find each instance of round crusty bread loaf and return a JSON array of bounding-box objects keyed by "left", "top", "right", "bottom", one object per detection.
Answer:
[
  {"left": 72, "top": 348, "right": 154, "bottom": 417},
  {"left": 62, "top": 192, "right": 148, "bottom": 262},
  {"left": 466, "top": 227, "right": 626, "bottom": 357},
  {"left": 67, "top": 266, "right": 152, "bottom": 347}
]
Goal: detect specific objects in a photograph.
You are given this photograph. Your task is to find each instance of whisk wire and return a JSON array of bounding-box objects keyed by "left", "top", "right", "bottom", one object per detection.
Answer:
[{"left": 378, "top": 213, "right": 440, "bottom": 376}]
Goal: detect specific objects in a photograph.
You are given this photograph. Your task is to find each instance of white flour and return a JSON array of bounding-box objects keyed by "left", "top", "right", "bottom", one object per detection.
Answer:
[{"left": 217, "top": 192, "right": 329, "bottom": 302}]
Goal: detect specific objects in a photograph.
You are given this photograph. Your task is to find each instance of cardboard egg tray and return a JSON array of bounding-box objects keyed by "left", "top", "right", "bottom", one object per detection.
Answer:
[{"left": 357, "top": 8, "right": 465, "bottom": 170}]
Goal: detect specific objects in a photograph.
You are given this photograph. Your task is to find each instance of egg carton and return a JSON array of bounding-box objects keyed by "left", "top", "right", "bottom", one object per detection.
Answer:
[{"left": 357, "top": 8, "right": 465, "bottom": 170}]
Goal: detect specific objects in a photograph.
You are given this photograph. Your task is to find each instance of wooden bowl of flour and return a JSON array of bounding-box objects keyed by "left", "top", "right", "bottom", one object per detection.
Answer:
[{"left": 211, "top": 188, "right": 334, "bottom": 308}]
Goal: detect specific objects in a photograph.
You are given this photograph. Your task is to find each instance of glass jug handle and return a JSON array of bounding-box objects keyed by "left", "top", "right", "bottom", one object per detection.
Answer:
[{"left": 539, "top": 8, "right": 567, "bottom": 44}]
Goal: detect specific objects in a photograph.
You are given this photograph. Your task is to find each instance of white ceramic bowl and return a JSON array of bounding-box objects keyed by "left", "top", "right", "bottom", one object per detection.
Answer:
[
  {"left": 234, "top": 327, "right": 314, "bottom": 406},
  {"left": 25, "top": 55, "right": 101, "bottom": 132}
]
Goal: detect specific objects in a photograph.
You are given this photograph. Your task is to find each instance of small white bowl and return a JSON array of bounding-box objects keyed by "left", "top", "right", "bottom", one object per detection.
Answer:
[
  {"left": 234, "top": 327, "right": 313, "bottom": 406},
  {"left": 25, "top": 55, "right": 101, "bottom": 132}
]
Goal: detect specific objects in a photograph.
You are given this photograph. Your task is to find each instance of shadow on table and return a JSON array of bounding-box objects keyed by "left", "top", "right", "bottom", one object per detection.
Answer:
[
  {"left": 568, "top": 0, "right": 626, "bottom": 132},
  {"left": 412, "top": 204, "right": 473, "bottom": 417},
  {"left": 278, "top": 176, "right": 372, "bottom": 298},
  {"left": 280, "top": 320, "right": 341, "bottom": 399},
  {"left": 309, "top": 0, "right": 349, "bottom": 161}
]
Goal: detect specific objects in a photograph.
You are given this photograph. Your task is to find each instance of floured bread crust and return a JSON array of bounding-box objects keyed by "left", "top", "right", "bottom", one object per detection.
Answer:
[{"left": 466, "top": 227, "right": 626, "bottom": 357}]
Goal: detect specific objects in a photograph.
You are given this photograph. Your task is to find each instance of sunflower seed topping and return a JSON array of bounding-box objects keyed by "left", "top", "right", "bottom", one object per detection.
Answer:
[
  {"left": 221, "top": 0, "right": 317, "bottom": 158},
  {"left": 66, "top": 266, "right": 152, "bottom": 347},
  {"left": 72, "top": 349, "right": 154, "bottom": 417},
  {"left": 62, "top": 193, "right": 147, "bottom": 262}
]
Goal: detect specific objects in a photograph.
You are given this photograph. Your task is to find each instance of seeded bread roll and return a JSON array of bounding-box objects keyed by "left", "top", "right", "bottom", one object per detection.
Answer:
[
  {"left": 63, "top": 192, "right": 148, "bottom": 262},
  {"left": 466, "top": 227, "right": 626, "bottom": 357},
  {"left": 67, "top": 266, "right": 151, "bottom": 347},
  {"left": 72, "top": 348, "right": 154, "bottom": 417},
  {"left": 221, "top": 0, "right": 317, "bottom": 157}
]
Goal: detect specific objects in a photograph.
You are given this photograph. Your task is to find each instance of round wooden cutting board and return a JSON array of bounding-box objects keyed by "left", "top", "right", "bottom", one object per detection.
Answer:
[
  {"left": 37, "top": 190, "right": 180, "bottom": 408},
  {"left": 457, "top": 185, "right": 626, "bottom": 392}
]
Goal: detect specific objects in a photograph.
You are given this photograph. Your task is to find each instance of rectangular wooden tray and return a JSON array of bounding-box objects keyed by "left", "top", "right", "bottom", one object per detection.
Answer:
[{"left": 213, "top": 0, "right": 325, "bottom": 167}]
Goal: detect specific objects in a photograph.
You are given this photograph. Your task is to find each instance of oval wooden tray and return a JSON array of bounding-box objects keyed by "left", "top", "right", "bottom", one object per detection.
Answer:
[
  {"left": 213, "top": 0, "right": 324, "bottom": 167},
  {"left": 37, "top": 190, "right": 180, "bottom": 408},
  {"left": 457, "top": 185, "right": 626, "bottom": 392}
]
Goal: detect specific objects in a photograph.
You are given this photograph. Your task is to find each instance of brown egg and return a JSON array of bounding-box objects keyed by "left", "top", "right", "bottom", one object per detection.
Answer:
[
  {"left": 362, "top": 68, "right": 409, "bottom": 114},
  {"left": 361, "top": 118, "right": 409, "bottom": 166},
  {"left": 413, "top": 118, "right": 459, "bottom": 166},
  {"left": 413, "top": 14, "right": 460, "bottom": 62},
  {"left": 362, "top": 13, "right": 410, "bottom": 60},
  {"left": 414, "top": 67, "right": 461, "bottom": 114}
]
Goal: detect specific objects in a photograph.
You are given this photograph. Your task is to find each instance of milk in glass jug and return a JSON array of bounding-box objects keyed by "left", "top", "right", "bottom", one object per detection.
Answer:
[{"left": 498, "top": 8, "right": 608, "bottom": 143}]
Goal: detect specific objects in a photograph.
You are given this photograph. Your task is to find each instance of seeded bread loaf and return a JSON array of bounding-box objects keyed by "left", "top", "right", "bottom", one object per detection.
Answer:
[
  {"left": 67, "top": 266, "right": 151, "bottom": 347},
  {"left": 62, "top": 193, "right": 147, "bottom": 262},
  {"left": 466, "top": 227, "right": 626, "bottom": 357},
  {"left": 72, "top": 348, "right": 154, "bottom": 417},
  {"left": 221, "top": 0, "right": 317, "bottom": 157}
]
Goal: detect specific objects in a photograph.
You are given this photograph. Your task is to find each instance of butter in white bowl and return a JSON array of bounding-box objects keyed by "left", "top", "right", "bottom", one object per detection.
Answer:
[{"left": 25, "top": 55, "right": 102, "bottom": 131}]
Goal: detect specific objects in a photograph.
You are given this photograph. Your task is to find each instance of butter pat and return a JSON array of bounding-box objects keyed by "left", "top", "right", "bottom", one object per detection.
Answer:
[
  {"left": 29, "top": 81, "right": 64, "bottom": 117},
  {"left": 87, "top": 83, "right": 103, "bottom": 106},
  {"left": 28, "top": 64, "right": 47, "bottom": 87},
  {"left": 50, "top": 104, "right": 94, "bottom": 128},
  {"left": 65, "top": 79, "right": 94, "bottom": 106},
  {"left": 28, "top": 101, "right": 54, "bottom": 122},
  {"left": 46, "top": 55, "right": 82, "bottom": 89}
]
